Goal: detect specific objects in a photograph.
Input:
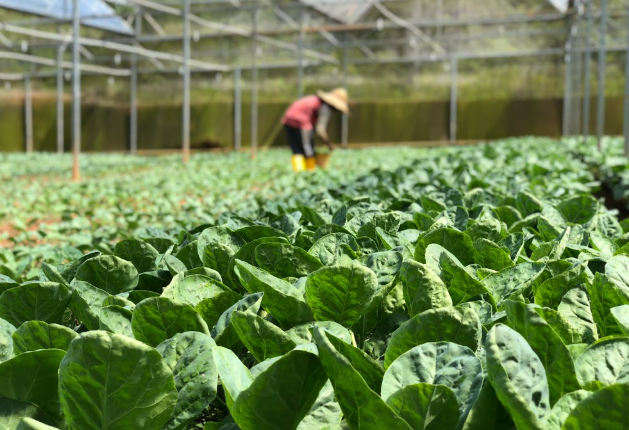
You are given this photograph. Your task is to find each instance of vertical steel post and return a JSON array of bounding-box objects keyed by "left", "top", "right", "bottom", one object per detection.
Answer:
[
  {"left": 623, "top": 0, "right": 629, "bottom": 157},
  {"left": 130, "top": 6, "right": 141, "bottom": 154},
  {"left": 234, "top": 66, "right": 242, "bottom": 151},
  {"left": 71, "top": 0, "right": 81, "bottom": 181},
  {"left": 450, "top": 56, "right": 458, "bottom": 142},
  {"left": 596, "top": 0, "right": 608, "bottom": 150},
  {"left": 250, "top": 4, "right": 259, "bottom": 159},
  {"left": 563, "top": 18, "right": 574, "bottom": 137},
  {"left": 182, "top": 0, "right": 191, "bottom": 164},
  {"left": 297, "top": 11, "right": 306, "bottom": 98},
  {"left": 437, "top": 0, "right": 443, "bottom": 41},
  {"left": 341, "top": 46, "right": 349, "bottom": 147},
  {"left": 56, "top": 40, "right": 64, "bottom": 153},
  {"left": 582, "top": 0, "right": 593, "bottom": 143},
  {"left": 24, "top": 75, "right": 33, "bottom": 153}
]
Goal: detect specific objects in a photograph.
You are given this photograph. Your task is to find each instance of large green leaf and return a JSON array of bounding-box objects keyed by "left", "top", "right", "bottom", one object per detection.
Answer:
[
  {"left": 504, "top": 301, "right": 580, "bottom": 405},
  {"left": 231, "top": 311, "right": 297, "bottom": 362},
  {"left": 428, "top": 245, "right": 488, "bottom": 305},
  {"left": 483, "top": 262, "right": 546, "bottom": 307},
  {"left": 59, "top": 331, "right": 177, "bottom": 430},
  {"left": 556, "top": 195, "right": 598, "bottom": 224},
  {"left": 544, "top": 390, "right": 591, "bottom": 430},
  {"left": 308, "top": 233, "right": 359, "bottom": 266},
  {"left": 0, "top": 283, "right": 72, "bottom": 327},
  {"left": 15, "top": 417, "right": 59, "bottom": 430},
  {"left": 156, "top": 332, "right": 218, "bottom": 430},
  {"left": 386, "top": 383, "right": 459, "bottom": 430},
  {"left": 230, "top": 349, "right": 328, "bottom": 430},
  {"left": 610, "top": 305, "right": 629, "bottom": 335},
  {"left": 211, "top": 346, "right": 254, "bottom": 408},
  {"left": 561, "top": 383, "right": 629, "bottom": 430},
  {"left": 211, "top": 292, "right": 263, "bottom": 349},
  {"left": 486, "top": 324, "right": 549, "bottom": 430},
  {"left": 285, "top": 321, "right": 352, "bottom": 345},
  {"left": 415, "top": 227, "right": 474, "bottom": 266},
  {"left": 163, "top": 274, "right": 229, "bottom": 307},
  {"left": 227, "top": 237, "right": 289, "bottom": 289},
  {"left": 557, "top": 286, "right": 598, "bottom": 343},
  {"left": 0, "top": 349, "right": 65, "bottom": 420},
  {"left": 382, "top": 342, "right": 483, "bottom": 427},
  {"left": 114, "top": 239, "right": 159, "bottom": 273},
  {"left": 296, "top": 380, "right": 342, "bottom": 430},
  {"left": 305, "top": 264, "right": 379, "bottom": 328},
  {"left": 75, "top": 255, "right": 139, "bottom": 294},
  {"left": 98, "top": 305, "right": 134, "bottom": 338},
  {"left": 132, "top": 297, "right": 209, "bottom": 347},
  {"left": 0, "top": 398, "right": 50, "bottom": 430},
  {"left": 473, "top": 238, "right": 514, "bottom": 271},
  {"left": 605, "top": 255, "right": 629, "bottom": 291},
  {"left": 323, "top": 331, "right": 384, "bottom": 393},
  {"left": 12, "top": 321, "right": 77, "bottom": 354},
  {"left": 254, "top": 242, "right": 323, "bottom": 278},
  {"left": 313, "top": 328, "right": 413, "bottom": 430},
  {"left": 385, "top": 306, "right": 481, "bottom": 368},
  {"left": 0, "top": 317, "right": 15, "bottom": 362},
  {"left": 400, "top": 259, "right": 452, "bottom": 317},
  {"left": 234, "top": 260, "right": 314, "bottom": 328},
  {"left": 69, "top": 280, "right": 126, "bottom": 330},
  {"left": 195, "top": 290, "right": 242, "bottom": 329},
  {"left": 574, "top": 337, "right": 629, "bottom": 390},
  {"left": 360, "top": 251, "right": 404, "bottom": 290},
  {"left": 588, "top": 273, "right": 629, "bottom": 337},
  {"left": 534, "top": 262, "right": 590, "bottom": 309}
]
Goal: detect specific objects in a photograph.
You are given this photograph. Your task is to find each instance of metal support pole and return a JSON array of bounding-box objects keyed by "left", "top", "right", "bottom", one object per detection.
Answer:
[
  {"left": 24, "top": 75, "right": 33, "bottom": 153},
  {"left": 71, "top": 0, "right": 81, "bottom": 182},
  {"left": 234, "top": 66, "right": 241, "bottom": 151},
  {"left": 182, "top": 0, "right": 191, "bottom": 164},
  {"left": 130, "top": 7, "right": 141, "bottom": 154},
  {"left": 450, "top": 56, "right": 458, "bottom": 142},
  {"left": 251, "top": 4, "right": 259, "bottom": 159},
  {"left": 623, "top": 1, "right": 629, "bottom": 157},
  {"left": 596, "top": 0, "right": 608, "bottom": 150},
  {"left": 563, "top": 18, "right": 574, "bottom": 137},
  {"left": 297, "top": 11, "right": 306, "bottom": 98},
  {"left": 341, "top": 47, "right": 349, "bottom": 146},
  {"left": 56, "top": 42, "right": 64, "bottom": 153},
  {"left": 582, "top": 0, "right": 593, "bottom": 143}
]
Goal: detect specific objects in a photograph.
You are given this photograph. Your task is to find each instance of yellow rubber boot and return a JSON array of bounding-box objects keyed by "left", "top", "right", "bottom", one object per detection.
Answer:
[
  {"left": 305, "top": 157, "right": 317, "bottom": 171},
  {"left": 291, "top": 155, "right": 306, "bottom": 172}
]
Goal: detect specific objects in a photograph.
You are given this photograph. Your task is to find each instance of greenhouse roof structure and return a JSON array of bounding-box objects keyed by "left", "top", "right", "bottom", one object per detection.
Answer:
[
  {"left": 0, "top": 0, "right": 628, "bottom": 178},
  {"left": 0, "top": 0, "right": 133, "bottom": 34},
  {"left": 298, "top": 0, "right": 372, "bottom": 24}
]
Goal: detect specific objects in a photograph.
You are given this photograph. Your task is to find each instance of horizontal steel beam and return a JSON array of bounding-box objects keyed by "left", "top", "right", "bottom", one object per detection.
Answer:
[
  {"left": 0, "top": 51, "right": 131, "bottom": 76},
  {"left": 0, "top": 22, "right": 230, "bottom": 71}
]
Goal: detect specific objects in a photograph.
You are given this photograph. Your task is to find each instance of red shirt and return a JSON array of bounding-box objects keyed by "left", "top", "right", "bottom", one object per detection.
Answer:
[{"left": 281, "top": 95, "right": 323, "bottom": 131}]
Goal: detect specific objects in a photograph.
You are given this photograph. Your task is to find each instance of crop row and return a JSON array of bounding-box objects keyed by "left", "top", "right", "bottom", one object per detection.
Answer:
[{"left": 1, "top": 138, "right": 629, "bottom": 430}]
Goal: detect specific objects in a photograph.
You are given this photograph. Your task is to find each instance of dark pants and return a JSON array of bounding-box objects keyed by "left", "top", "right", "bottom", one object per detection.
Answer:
[{"left": 285, "top": 125, "right": 315, "bottom": 157}]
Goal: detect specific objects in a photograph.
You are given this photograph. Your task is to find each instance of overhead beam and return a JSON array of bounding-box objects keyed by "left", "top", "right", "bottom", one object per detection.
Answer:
[
  {"left": 0, "top": 51, "right": 131, "bottom": 76},
  {"left": 368, "top": 0, "right": 447, "bottom": 55},
  {"left": 118, "top": 0, "right": 337, "bottom": 64},
  {"left": 0, "top": 22, "right": 230, "bottom": 71}
]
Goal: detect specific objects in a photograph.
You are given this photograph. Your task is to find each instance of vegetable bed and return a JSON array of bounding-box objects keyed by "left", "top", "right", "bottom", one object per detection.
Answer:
[{"left": 1, "top": 138, "right": 629, "bottom": 430}]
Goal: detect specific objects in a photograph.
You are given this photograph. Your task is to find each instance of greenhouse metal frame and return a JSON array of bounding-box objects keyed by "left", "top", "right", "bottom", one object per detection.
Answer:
[{"left": 1, "top": 0, "right": 628, "bottom": 180}]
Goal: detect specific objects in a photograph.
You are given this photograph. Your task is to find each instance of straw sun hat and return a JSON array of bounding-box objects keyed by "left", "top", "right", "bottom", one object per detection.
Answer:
[{"left": 317, "top": 88, "right": 350, "bottom": 114}]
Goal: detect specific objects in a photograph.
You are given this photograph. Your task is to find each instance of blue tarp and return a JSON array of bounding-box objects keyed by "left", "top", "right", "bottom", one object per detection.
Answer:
[{"left": 0, "top": 0, "right": 134, "bottom": 35}]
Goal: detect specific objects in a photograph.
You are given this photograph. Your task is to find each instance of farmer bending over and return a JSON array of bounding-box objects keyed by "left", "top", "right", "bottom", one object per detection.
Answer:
[{"left": 281, "top": 88, "right": 349, "bottom": 172}]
